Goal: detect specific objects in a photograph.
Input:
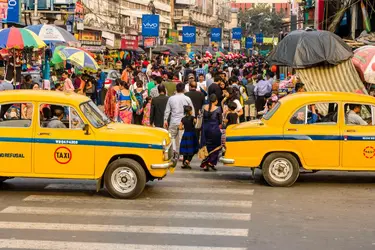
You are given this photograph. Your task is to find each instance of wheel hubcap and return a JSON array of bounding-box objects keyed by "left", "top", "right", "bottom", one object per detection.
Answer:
[
  {"left": 111, "top": 167, "right": 137, "bottom": 194},
  {"left": 269, "top": 158, "right": 293, "bottom": 182}
]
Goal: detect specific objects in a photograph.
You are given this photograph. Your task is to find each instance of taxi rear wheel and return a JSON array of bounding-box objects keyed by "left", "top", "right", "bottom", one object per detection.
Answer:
[
  {"left": 262, "top": 153, "right": 299, "bottom": 187},
  {"left": 104, "top": 158, "right": 146, "bottom": 199}
]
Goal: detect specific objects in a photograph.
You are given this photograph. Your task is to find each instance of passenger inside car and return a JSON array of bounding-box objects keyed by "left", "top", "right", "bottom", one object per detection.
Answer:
[
  {"left": 346, "top": 104, "right": 369, "bottom": 125},
  {"left": 47, "top": 106, "right": 66, "bottom": 129}
]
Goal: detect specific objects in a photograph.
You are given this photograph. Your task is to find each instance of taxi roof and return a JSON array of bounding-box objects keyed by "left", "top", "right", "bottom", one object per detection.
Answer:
[
  {"left": 0, "top": 90, "right": 90, "bottom": 105},
  {"left": 279, "top": 92, "right": 375, "bottom": 104}
]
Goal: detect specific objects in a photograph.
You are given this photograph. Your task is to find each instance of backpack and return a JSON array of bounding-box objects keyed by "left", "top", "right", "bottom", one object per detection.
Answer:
[{"left": 134, "top": 89, "right": 145, "bottom": 115}]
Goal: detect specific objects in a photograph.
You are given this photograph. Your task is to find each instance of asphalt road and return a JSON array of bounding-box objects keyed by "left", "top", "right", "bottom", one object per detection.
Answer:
[{"left": 1, "top": 162, "right": 375, "bottom": 250}]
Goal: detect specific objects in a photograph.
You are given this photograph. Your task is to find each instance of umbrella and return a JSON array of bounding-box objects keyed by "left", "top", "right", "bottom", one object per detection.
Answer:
[
  {"left": 26, "top": 24, "right": 78, "bottom": 45},
  {"left": 0, "top": 27, "right": 46, "bottom": 49},
  {"left": 352, "top": 45, "right": 375, "bottom": 84},
  {"left": 267, "top": 29, "right": 353, "bottom": 68},
  {"left": 57, "top": 46, "right": 99, "bottom": 71}
]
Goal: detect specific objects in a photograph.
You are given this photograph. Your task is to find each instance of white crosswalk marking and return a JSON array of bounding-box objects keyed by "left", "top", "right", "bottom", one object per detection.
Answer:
[
  {"left": 0, "top": 239, "right": 247, "bottom": 250},
  {"left": 0, "top": 221, "right": 249, "bottom": 236},
  {"left": 1, "top": 206, "right": 251, "bottom": 221},
  {"left": 24, "top": 195, "right": 253, "bottom": 208},
  {"left": 0, "top": 166, "right": 254, "bottom": 249},
  {"left": 44, "top": 184, "right": 254, "bottom": 195}
]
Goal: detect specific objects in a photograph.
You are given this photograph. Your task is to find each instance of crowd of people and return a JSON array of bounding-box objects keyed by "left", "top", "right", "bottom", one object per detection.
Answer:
[{"left": 97, "top": 54, "right": 285, "bottom": 171}]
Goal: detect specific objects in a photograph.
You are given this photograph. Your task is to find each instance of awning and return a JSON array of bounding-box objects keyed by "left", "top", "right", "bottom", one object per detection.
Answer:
[{"left": 297, "top": 59, "right": 367, "bottom": 94}]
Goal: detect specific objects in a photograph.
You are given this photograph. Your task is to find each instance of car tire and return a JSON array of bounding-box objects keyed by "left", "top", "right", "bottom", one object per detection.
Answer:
[
  {"left": 104, "top": 158, "right": 146, "bottom": 199},
  {"left": 262, "top": 153, "right": 299, "bottom": 187}
]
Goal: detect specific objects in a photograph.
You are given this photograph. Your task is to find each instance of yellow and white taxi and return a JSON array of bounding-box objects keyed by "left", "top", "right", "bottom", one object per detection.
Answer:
[
  {"left": 0, "top": 90, "right": 175, "bottom": 199},
  {"left": 222, "top": 92, "right": 375, "bottom": 187}
]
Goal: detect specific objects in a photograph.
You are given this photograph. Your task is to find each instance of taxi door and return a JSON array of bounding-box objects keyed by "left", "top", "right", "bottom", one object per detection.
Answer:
[
  {"left": 0, "top": 102, "right": 35, "bottom": 174},
  {"left": 33, "top": 104, "right": 95, "bottom": 176},
  {"left": 341, "top": 103, "right": 375, "bottom": 169},
  {"left": 283, "top": 102, "right": 341, "bottom": 169}
]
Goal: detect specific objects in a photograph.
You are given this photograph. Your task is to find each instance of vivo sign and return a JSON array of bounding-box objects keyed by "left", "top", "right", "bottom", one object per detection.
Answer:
[
  {"left": 182, "top": 26, "right": 196, "bottom": 44},
  {"left": 232, "top": 28, "right": 242, "bottom": 40},
  {"left": 211, "top": 28, "right": 222, "bottom": 42},
  {"left": 142, "top": 14, "right": 159, "bottom": 37}
]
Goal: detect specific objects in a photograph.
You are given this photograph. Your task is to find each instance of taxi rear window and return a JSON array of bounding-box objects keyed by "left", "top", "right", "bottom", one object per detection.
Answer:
[{"left": 263, "top": 102, "right": 280, "bottom": 120}]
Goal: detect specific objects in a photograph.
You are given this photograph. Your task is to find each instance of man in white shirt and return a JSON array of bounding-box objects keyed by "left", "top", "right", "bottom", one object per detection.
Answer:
[
  {"left": 346, "top": 104, "right": 368, "bottom": 125},
  {"left": 197, "top": 73, "right": 207, "bottom": 92}
]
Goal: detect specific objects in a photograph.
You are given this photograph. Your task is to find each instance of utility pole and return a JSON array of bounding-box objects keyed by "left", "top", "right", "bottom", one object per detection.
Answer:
[{"left": 32, "top": 0, "right": 40, "bottom": 25}]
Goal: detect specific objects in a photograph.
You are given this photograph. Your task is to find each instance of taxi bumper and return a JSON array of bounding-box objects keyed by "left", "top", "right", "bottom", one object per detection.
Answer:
[
  {"left": 219, "top": 157, "right": 235, "bottom": 164},
  {"left": 151, "top": 159, "right": 177, "bottom": 169}
]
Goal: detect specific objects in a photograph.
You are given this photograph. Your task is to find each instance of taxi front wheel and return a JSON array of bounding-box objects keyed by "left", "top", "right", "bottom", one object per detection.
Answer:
[
  {"left": 104, "top": 158, "right": 146, "bottom": 199},
  {"left": 262, "top": 153, "right": 300, "bottom": 187}
]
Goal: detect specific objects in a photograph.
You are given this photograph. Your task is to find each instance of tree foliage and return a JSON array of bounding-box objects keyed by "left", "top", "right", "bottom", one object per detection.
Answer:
[{"left": 238, "top": 4, "right": 286, "bottom": 36}]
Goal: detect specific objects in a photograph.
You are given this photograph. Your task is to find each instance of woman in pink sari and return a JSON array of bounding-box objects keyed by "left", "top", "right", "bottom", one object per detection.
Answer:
[{"left": 116, "top": 81, "right": 133, "bottom": 124}]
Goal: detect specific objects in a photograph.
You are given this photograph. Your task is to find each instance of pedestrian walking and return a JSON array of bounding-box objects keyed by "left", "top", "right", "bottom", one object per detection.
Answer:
[
  {"left": 179, "top": 105, "right": 198, "bottom": 169},
  {"left": 164, "top": 82, "right": 195, "bottom": 159},
  {"left": 142, "top": 97, "right": 152, "bottom": 126},
  {"left": 200, "top": 94, "right": 222, "bottom": 171},
  {"left": 116, "top": 81, "right": 133, "bottom": 124},
  {"left": 150, "top": 84, "right": 169, "bottom": 128}
]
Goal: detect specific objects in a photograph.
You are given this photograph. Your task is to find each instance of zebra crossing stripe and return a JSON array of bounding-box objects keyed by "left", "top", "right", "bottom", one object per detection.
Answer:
[
  {"left": 0, "top": 222, "right": 249, "bottom": 236},
  {"left": 0, "top": 206, "right": 251, "bottom": 221},
  {"left": 44, "top": 184, "right": 254, "bottom": 195},
  {"left": 0, "top": 239, "right": 247, "bottom": 250},
  {"left": 23, "top": 195, "right": 253, "bottom": 208}
]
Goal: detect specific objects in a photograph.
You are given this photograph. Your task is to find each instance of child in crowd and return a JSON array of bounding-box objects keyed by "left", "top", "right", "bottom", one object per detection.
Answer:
[
  {"left": 142, "top": 97, "right": 152, "bottom": 126},
  {"left": 179, "top": 105, "right": 198, "bottom": 169},
  {"left": 224, "top": 101, "right": 239, "bottom": 128}
]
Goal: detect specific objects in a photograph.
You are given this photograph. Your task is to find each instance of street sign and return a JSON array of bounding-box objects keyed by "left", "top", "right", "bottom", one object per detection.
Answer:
[
  {"left": 142, "top": 14, "right": 159, "bottom": 37},
  {"left": 246, "top": 37, "right": 253, "bottom": 49},
  {"left": 211, "top": 28, "right": 222, "bottom": 42},
  {"left": 232, "top": 28, "right": 242, "bottom": 40},
  {"left": 7, "top": 0, "right": 21, "bottom": 23},
  {"left": 182, "top": 26, "right": 196, "bottom": 44},
  {"left": 256, "top": 33, "right": 264, "bottom": 44}
]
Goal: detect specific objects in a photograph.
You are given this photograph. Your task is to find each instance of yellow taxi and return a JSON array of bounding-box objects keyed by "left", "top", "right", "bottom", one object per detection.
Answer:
[
  {"left": 221, "top": 92, "right": 375, "bottom": 187},
  {"left": 0, "top": 90, "right": 176, "bottom": 199}
]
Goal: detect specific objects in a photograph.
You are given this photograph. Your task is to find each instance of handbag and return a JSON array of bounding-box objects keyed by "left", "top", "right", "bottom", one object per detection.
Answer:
[
  {"left": 198, "top": 146, "right": 208, "bottom": 160},
  {"left": 195, "top": 111, "right": 203, "bottom": 129}
]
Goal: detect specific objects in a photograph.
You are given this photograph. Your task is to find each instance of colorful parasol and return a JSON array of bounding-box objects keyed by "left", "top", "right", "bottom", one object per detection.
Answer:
[
  {"left": 352, "top": 45, "right": 375, "bottom": 84},
  {"left": 26, "top": 24, "right": 79, "bottom": 45},
  {"left": 57, "top": 46, "right": 99, "bottom": 71},
  {"left": 0, "top": 27, "right": 46, "bottom": 49}
]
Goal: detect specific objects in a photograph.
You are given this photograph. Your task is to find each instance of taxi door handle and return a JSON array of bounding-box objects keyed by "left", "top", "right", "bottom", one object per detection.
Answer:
[
  {"left": 345, "top": 129, "right": 356, "bottom": 132},
  {"left": 37, "top": 132, "right": 50, "bottom": 136},
  {"left": 287, "top": 128, "right": 298, "bottom": 132}
]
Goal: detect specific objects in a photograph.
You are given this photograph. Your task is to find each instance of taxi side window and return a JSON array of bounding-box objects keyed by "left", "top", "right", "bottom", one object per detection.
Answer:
[
  {"left": 290, "top": 103, "right": 338, "bottom": 125},
  {"left": 39, "top": 104, "right": 84, "bottom": 129},
  {"left": 345, "top": 103, "right": 373, "bottom": 126},
  {"left": 0, "top": 103, "right": 33, "bottom": 128}
]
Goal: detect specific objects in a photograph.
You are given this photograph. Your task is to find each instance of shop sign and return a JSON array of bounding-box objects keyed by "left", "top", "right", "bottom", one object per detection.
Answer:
[
  {"left": 80, "top": 30, "right": 101, "bottom": 46},
  {"left": 0, "top": 0, "right": 8, "bottom": 20},
  {"left": 102, "top": 31, "right": 115, "bottom": 41},
  {"left": 232, "top": 40, "right": 240, "bottom": 50},
  {"left": 144, "top": 37, "right": 156, "bottom": 48},
  {"left": 121, "top": 35, "right": 138, "bottom": 50},
  {"left": 167, "top": 29, "right": 178, "bottom": 44},
  {"left": 7, "top": 0, "right": 21, "bottom": 23}
]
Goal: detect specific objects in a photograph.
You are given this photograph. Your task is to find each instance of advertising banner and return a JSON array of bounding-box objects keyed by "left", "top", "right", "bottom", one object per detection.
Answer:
[
  {"left": 182, "top": 26, "right": 196, "bottom": 44},
  {"left": 142, "top": 14, "right": 159, "bottom": 37},
  {"left": 232, "top": 28, "right": 242, "bottom": 40},
  {"left": 7, "top": 0, "right": 20, "bottom": 23},
  {"left": 167, "top": 29, "right": 178, "bottom": 44},
  {"left": 144, "top": 37, "right": 156, "bottom": 48},
  {"left": 232, "top": 40, "right": 240, "bottom": 50},
  {"left": 245, "top": 37, "right": 253, "bottom": 49},
  {"left": 0, "top": 0, "right": 8, "bottom": 20},
  {"left": 211, "top": 28, "right": 222, "bottom": 42},
  {"left": 256, "top": 33, "right": 264, "bottom": 44}
]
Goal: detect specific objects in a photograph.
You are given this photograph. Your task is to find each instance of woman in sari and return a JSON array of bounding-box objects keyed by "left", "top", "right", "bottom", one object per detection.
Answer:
[
  {"left": 116, "top": 81, "right": 133, "bottom": 124},
  {"left": 200, "top": 94, "right": 222, "bottom": 171},
  {"left": 104, "top": 79, "right": 120, "bottom": 121}
]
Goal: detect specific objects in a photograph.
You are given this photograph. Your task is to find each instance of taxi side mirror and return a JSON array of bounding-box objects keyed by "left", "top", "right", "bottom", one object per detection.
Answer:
[{"left": 83, "top": 124, "right": 90, "bottom": 135}]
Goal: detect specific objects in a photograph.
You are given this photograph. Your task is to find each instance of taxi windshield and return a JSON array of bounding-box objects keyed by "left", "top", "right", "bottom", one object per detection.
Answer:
[{"left": 80, "top": 101, "right": 110, "bottom": 128}]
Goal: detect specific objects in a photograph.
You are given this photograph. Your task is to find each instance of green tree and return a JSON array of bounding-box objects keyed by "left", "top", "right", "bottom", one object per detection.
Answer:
[{"left": 238, "top": 4, "right": 285, "bottom": 36}]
